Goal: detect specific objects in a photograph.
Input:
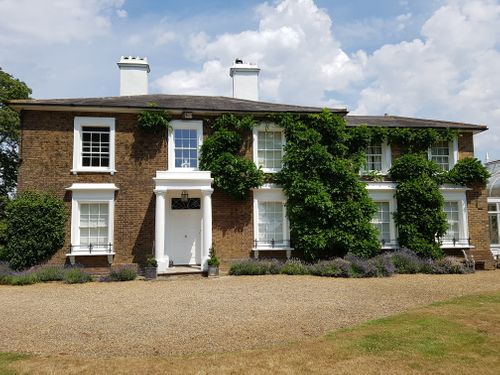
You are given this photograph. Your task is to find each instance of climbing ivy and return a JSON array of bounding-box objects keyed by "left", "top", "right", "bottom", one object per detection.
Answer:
[
  {"left": 275, "top": 111, "right": 380, "bottom": 260},
  {"left": 137, "top": 103, "right": 171, "bottom": 132},
  {"left": 199, "top": 114, "right": 264, "bottom": 199},
  {"left": 199, "top": 110, "right": 488, "bottom": 261},
  {"left": 390, "top": 154, "right": 448, "bottom": 259}
]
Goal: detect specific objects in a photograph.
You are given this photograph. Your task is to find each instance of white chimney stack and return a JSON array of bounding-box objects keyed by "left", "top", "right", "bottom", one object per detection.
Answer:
[
  {"left": 117, "top": 56, "right": 150, "bottom": 96},
  {"left": 229, "top": 59, "right": 260, "bottom": 101}
]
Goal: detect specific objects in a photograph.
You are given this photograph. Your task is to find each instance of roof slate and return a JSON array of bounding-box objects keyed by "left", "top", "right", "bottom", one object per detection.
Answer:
[
  {"left": 8, "top": 94, "right": 346, "bottom": 114},
  {"left": 345, "top": 115, "right": 487, "bottom": 131},
  {"left": 8, "top": 94, "right": 487, "bottom": 131}
]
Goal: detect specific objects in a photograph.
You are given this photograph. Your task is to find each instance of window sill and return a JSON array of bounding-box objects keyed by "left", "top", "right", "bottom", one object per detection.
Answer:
[
  {"left": 71, "top": 168, "right": 116, "bottom": 175},
  {"left": 260, "top": 168, "right": 282, "bottom": 174},
  {"left": 441, "top": 244, "right": 474, "bottom": 249}
]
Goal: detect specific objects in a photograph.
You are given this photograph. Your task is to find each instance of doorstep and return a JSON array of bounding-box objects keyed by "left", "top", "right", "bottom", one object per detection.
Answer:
[{"left": 156, "top": 265, "right": 205, "bottom": 279}]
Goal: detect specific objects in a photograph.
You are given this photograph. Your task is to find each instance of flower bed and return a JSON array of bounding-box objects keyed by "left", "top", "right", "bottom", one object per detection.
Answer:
[{"left": 228, "top": 249, "right": 471, "bottom": 277}]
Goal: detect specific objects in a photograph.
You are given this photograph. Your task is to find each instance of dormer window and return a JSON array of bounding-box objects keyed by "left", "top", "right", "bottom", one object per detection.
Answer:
[{"left": 168, "top": 120, "right": 203, "bottom": 171}]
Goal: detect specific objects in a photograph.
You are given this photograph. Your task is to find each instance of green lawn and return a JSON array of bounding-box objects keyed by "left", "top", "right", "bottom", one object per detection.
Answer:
[{"left": 3, "top": 292, "right": 500, "bottom": 374}]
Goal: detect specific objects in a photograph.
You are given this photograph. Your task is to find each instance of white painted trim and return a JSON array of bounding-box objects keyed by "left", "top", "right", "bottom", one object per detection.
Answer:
[
  {"left": 66, "top": 183, "right": 119, "bottom": 191},
  {"left": 72, "top": 117, "right": 116, "bottom": 174},
  {"left": 441, "top": 189, "right": 469, "bottom": 247},
  {"left": 252, "top": 123, "right": 284, "bottom": 173},
  {"left": 253, "top": 187, "right": 292, "bottom": 250},
  {"left": 367, "top": 186, "right": 398, "bottom": 248},
  {"left": 67, "top": 184, "right": 117, "bottom": 259},
  {"left": 168, "top": 120, "right": 203, "bottom": 171}
]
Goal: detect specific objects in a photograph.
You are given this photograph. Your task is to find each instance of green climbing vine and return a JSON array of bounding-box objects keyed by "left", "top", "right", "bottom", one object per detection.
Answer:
[
  {"left": 137, "top": 102, "right": 171, "bottom": 132},
  {"left": 275, "top": 110, "right": 380, "bottom": 260},
  {"left": 198, "top": 110, "right": 489, "bottom": 261},
  {"left": 199, "top": 114, "right": 264, "bottom": 199}
]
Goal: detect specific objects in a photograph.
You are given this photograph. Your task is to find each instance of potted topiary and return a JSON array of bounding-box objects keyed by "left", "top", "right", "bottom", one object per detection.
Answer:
[
  {"left": 207, "top": 247, "right": 220, "bottom": 277},
  {"left": 144, "top": 257, "right": 158, "bottom": 280}
]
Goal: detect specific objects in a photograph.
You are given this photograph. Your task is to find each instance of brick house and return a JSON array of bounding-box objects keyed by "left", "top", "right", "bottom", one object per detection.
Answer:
[{"left": 8, "top": 57, "right": 495, "bottom": 272}]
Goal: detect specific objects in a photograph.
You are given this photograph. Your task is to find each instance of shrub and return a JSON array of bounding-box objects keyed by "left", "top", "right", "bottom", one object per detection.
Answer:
[
  {"left": 63, "top": 268, "right": 92, "bottom": 284},
  {"left": 431, "top": 257, "right": 469, "bottom": 274},
  {"left": 368, "top": 254, "right": 395, "bottom": 277},
  {"left": 108, "top": 267, "right": 137, "bottom": 281},
  {"left": 228, "top": 259, "right": 270, "bottom": 275},
  {"left": 4, "top": 273, "right": 38, "bottom": 285},
  {"left": 259, "top": 259, "right": 283, "bottom": 274},
  {"left": 4, "top": 191, "right": 67, "bottom": 270},
  {"left": 207, "top": 247, "right": 220, "bottom": 267},
  {"left": 34, "top": 265, "right": 65, "bottom": 281},
  {"left": 280, "top": 259, "right": 310, "bottom": 275},
  {"left": 144, "top": 257, "right": 158, "bottom": 268},
  {"left": 389, "top": 249, "right": 424, "bottom": 274},
  {"left": 310, "top": 259, "right": 351, "bottom": 277},
  {"left": 346, "top": 255, "right": 378, "bottom": 277}
]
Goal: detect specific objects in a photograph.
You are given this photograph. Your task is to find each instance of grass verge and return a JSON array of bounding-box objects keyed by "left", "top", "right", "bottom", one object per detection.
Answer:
[
  {"left": 4, "top": 292, "right": 500, "bottom": 374},
  {"left": 0, "top": 353, "right": 29, "bottom": 375}
]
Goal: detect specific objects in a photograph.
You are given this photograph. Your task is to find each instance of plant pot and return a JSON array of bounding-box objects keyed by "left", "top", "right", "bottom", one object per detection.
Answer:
[
  {"left": 207, "top": 265, "right": 219, "bottom": 277},
  {"left": 144, "top": 266, "right": 157, "bottom": 280}
]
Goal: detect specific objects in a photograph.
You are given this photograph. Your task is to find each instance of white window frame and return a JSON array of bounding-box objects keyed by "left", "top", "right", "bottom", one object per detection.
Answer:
[
  {"left": 66, "top": 183, "right": 118, "bottom": 264},
  {"left": 253, "top": 185, "right": 292, "bottom": 257},
  {"left": 487, "top": 197, "right": 500, "bottom": 256},
  {"left": 440, "top": 185, "right": 470, "bottom": 248},
  {"left": 362, "top": 141, "right": 392, "bottom": 175},
  {"left": 428, "top": 138, "right": 458, "bottom": 171},
  {"left": 168, "top": 120, "right": 203, "bottom": 171},
  {"left": 252, "top": 123, "right": 285, "bottom": 173},
  {"left": 72, "top": 117, "right": 115, "bottom": 174},
  {"left": 366, "top": 182, "right": 398, "bottom": 248}
]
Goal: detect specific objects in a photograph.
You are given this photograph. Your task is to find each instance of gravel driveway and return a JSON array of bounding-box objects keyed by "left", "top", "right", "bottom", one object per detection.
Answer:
[{"left": 0, "top": 272, "right": 499, "bottom": 357}]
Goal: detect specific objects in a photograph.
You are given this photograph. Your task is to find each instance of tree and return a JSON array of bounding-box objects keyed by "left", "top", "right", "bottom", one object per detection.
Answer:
[
  {"left": 276, "top": 110, "right": 380, "bottom": 260},
  {"left": 0, "top": 68, "right": 31, "bottom": 198}
]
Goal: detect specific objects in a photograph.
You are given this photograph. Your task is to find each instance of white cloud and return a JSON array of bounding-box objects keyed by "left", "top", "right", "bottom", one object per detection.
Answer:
[
  {"left": 350, "top": 0, "right": 500, "bottom": 158},
  {"left": 152, "top": 0, "right": 500, "bottom": 158},
  {"left": 116, "top": 8, "right": 128, "bottom": 18},
  {"left": 154, "top": 0, "right": 356, "bottom": 105},
  {"left": 0, "top": 0, "right": 125, "bottom": 44}
]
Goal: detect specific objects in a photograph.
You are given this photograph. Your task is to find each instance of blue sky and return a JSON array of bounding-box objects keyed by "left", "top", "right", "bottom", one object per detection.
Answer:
[{"left": 0, "top": 0, "right": 499, "bottom": 159}]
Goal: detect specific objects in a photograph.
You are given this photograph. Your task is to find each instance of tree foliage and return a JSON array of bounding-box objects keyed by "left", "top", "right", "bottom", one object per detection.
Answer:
[
  {"left": 199, "top": 114, "right": 264, "bottom": 199},
  {"left": 390, "top": 154, "right": 448, "bottom": 259},
  {"left": 4, "top": 191, "right": 67, "bottom": 270},
  {"left": 447, "top": 157, "right": 490, "bottom": 186},
  {"left": 0, "top": 69, "right": 31, "bottom": 198},
  {"left": 276, "top": 110, "right": 380, "bottom": 260}
]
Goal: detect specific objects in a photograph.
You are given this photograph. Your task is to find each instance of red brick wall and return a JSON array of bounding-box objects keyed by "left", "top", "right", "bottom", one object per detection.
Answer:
[
  {"left": 458, "top": 133, "right": 491, "bottom": 259},
  {"left": 18, "top": 110, "right": 489, "bottom": 268},
  {"left": 19, "top": 110, "right": 166, "bottom": 265},
  {"left": 18, "top": 110, "right": 254, "bottom": 267}
]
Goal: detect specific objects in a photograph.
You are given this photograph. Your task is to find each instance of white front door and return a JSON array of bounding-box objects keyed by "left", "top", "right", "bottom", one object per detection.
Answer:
[{"left": 167, "top": 194, "right": 202, "bottom": 265}]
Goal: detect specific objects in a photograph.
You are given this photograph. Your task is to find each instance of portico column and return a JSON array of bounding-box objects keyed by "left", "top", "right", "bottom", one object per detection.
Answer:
[
  {"left": 201, "top": 188, "right": 214, "bottom": 271},
  {"left": 154, "top": 189, "right": 168, "bottom": 273}
]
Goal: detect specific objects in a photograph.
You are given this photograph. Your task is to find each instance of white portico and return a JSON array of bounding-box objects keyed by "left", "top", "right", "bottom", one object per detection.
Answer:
[{"left": 153, "top": 171, "right": 213, "bottom": 273}]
